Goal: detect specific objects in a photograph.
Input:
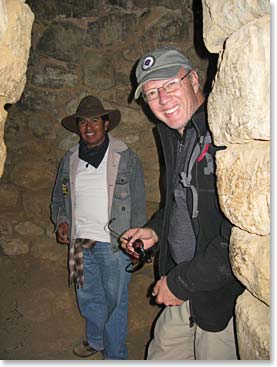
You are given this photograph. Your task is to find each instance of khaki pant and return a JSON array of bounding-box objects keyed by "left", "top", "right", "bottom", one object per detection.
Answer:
[{"left": 147, "top": 302, "right": 238, "bottom": 360}]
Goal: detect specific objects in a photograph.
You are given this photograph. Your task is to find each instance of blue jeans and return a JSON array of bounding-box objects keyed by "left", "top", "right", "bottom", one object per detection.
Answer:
[{"left": 76, "top": 242, "right": 132, "bottom": 360}]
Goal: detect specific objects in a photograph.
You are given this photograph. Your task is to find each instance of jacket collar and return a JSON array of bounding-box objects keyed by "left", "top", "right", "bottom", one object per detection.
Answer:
[
  {"left": 190, "top": 103, "right": 208, "bottom": 139},
  {"left": 108, "top": 133, "right": 128, "bottom": 153}
]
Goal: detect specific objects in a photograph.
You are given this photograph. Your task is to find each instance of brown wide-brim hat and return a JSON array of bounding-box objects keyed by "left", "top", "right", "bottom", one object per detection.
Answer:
[{"left": 61, "top": 95, "right": 121, "bottom": 133}]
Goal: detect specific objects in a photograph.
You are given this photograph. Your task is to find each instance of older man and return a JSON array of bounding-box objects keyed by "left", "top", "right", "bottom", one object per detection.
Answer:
[
  {"left": 51, "top": 95, "right": 146, "bottom": 360},
  {"left": 121, "top": 47, "right": 244, "bottom": 360}
]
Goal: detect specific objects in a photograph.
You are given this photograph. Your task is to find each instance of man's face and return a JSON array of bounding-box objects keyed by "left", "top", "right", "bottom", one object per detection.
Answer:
[
  {"left": 142, "top": 68, "right": 203, "bottom": 134},
  {"left": 78, "top": 116, "right": 108, "bottom": 148}
]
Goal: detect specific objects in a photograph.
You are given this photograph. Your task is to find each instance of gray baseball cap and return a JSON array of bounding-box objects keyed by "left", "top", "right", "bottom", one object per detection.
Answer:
[{"left": 134, "top": 46, "right": 192, "bottom": 99}]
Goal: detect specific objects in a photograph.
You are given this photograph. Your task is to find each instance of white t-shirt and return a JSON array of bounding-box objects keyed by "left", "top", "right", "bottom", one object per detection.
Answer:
[{"left": 74, "top": 148, "right": 110, "bottom": 242}]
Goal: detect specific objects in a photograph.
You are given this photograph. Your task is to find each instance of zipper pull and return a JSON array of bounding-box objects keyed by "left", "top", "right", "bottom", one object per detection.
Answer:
[{"left": 189, "top": 316, "right": 194, "bottom": 328}]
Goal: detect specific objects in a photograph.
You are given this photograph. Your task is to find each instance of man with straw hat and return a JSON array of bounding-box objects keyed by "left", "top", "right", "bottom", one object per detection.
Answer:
[{"left": 51, "top": 95, "right": 146, "bottom": 360}]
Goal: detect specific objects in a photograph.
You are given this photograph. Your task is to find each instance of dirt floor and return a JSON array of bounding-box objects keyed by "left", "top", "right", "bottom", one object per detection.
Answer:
[{"left": 0, "top": 251, "right": 162, "bottom": 361}]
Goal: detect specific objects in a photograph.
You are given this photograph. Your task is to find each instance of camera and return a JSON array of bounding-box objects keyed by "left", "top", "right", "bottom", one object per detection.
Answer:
[{"left": 132, "top": 239, "right": 145, "bottom": 260}]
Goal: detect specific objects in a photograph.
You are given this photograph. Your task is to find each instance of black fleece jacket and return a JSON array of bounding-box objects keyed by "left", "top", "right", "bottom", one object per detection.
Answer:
[{"left": 147, "top": 104, "right": 244, "bottom": 332}]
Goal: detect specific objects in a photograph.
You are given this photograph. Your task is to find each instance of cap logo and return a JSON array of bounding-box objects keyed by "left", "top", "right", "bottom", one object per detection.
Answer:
[{"left": 142, "top": 56, "right": 155, "bottom": 70}]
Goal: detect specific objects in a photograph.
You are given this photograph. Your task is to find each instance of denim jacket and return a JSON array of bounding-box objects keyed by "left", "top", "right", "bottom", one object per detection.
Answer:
[{"left": 50, "top": 133, "right": 147, "bottom": 251}]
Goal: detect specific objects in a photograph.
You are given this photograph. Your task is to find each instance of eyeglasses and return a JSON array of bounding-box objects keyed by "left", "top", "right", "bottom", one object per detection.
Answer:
[
  {"left": 105, "top": 218, "right": 153, "bottom": 273},
  {"left": 142, "top": 70, "right": 192, "bottom": 102}
]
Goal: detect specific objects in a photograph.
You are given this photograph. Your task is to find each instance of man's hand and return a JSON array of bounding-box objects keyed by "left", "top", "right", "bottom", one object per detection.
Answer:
[
  {"left": 56, "top": 222, "right": 70, "bottom": 244},
  {"left": 152, "top": 276, "right": 184, "bottom": 306},
  {"left": 120, "top": 227, "right": 158, "bottom": 259}
]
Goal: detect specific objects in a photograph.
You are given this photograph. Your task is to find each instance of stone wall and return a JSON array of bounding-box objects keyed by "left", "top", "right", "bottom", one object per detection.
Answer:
[
  {"left": 0, "top": 0, "right": 270, "bottom": 360},
  {"left": 202, "top": 0, "right": 270, "bottom": 360},
  {"left": 0, "top": 0, "right": 209, "bottom": 259},
  {"left": 0, "top": 1, "right": 210, "bottom": 358}
]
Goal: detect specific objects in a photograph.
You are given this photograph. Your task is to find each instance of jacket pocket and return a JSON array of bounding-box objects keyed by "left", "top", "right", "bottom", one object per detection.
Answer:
[{"left": 114, "top": 174, "right": 130, "bottom": 200}]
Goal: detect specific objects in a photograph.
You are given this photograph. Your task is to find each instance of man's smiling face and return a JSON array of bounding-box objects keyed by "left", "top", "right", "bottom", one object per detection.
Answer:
[
  {"left": 143, "top": 68, "right": 202, "bottom": 134},
  {"left": 78, "top": 116, "right": 108, "bottom": 148}
]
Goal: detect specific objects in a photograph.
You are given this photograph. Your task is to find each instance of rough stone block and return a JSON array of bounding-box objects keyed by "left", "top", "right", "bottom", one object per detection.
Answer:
[
  {"left": 230, "top": 227, "right": 270, "bottom": 305},
  {"left": 236, "top": 290, "right": 270, "bottom": 360},
  {"left": 0, "top": 0, "right": 34, "bottom": 102},
  {"left": 0, "top": 237, "right": 29, "bottom": 255},
  {"left": 203, "top": 0, "right": 270, "bottom": 53},
  {"left": 10, "top": 160, "right": 56, "bottom": 191},
  {"left": 216, "top": 142, "right": 270, "bottom": 235},
  {"left": 208, "top": 15, "right": 270, "bottom": 145},
  {"left": 0, "top": 0, "right": 8, "bottom": 42}
]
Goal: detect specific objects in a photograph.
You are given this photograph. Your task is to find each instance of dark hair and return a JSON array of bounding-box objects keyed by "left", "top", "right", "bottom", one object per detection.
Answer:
[{"left": 102, "top": 114, "right": 109, "bottom": 122}]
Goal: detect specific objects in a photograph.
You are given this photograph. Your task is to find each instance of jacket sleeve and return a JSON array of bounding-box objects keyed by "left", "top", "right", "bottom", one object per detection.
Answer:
[
  {"left": 166, "top": 221, "right": 237, "bottom": 300},
  {"left": 130, "top": 154, "right": 147, "bottom": 227},
  {"left": 50, "top": 156, "right": 70, "bottom": 230},
  {"left": 142, "top": 206, "right": 165, "bottom": 252}
]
